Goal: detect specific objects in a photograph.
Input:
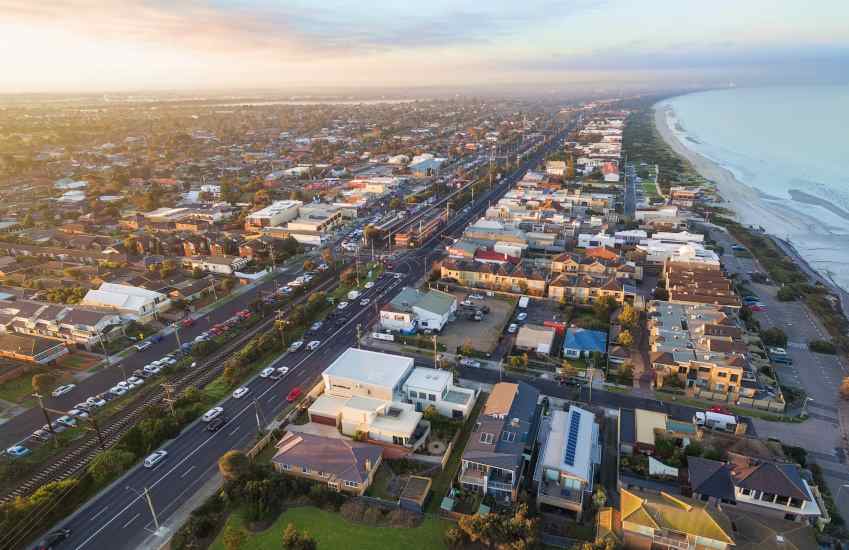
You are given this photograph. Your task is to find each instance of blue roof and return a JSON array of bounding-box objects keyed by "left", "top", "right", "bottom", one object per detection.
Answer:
[{"left": 563, "top": 328, "right": 607, "bottom": 354}]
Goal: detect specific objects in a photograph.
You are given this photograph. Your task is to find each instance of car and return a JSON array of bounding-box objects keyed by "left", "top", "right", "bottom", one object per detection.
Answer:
[
  {"left": 337, "top": 301, "right": 349, "bottom": 310},
  {"left": 394, "top": 273, "right": 402, "bottom": 279},
  {"left": 318, "top": 263, "right": 329, "bottom": 271},
  {"left": 749, "top": 304, "right": 767, "bottom": 312},
  {"left": 206, "top": 416, "right": 227, "bottom": 432},
  {"left": 67, "top": 408, "right": 89, "bottom": 419},
  {"left": 180, "top": 318, "right": 195, "bottom": 327},
  {"left": 507, "top": 323, "right": 518, "bottom": 334},
  {"left": 516, "top": 312, "right": 528, "bottom": 322},
  {"left": 56, "top": 416, "right": 77, "bottom": 428},
  {"left": 260, "top": 367, "right": 275, "bottom": 378},
  {"left": 468, "top": 293, "right": 484, "bottom": 300},
  {"left": 6, "top": 445, "right": 31, "bottom": 458},
  {"left": 286, "top": 387, "right": 302, "bottom": 403},
  {"left": 109, "top": 386, "right": 127, "bottom": 397},
  {"left": 35, "top": 527, "right": 71, "bottom": 550},
  {"left": 143, "top": 450, "right": 168, "bottom": 468},
  {"left": 116, "top": 381, "right": 130, "bottom": 390},
  {"left": 277, "top": 366, "right": 290, "bottom": 376},
  {"left": 309, "top": 321, "right": 323, "bottom": 332},
  {"left": 73, "top": 402, "right": 92, "bottom": 412},
  {"left": 135, "top": 341, "right": 152, "bottom": 351},
  {"left": 51, "top": 384, "right": 76, "bottom": 398},
  {"left": 232, "top": 387, "right": 250, "bottom": 399},
  {"left": 307, "top": 340, "right": 321, "bottom": 351},
  {"left": 364, "top": 281, "right": 375, "bottom": 289},
  {"left": 162, "top": 357, "right": 177, "bottom": 366},
  {"left": 281, "top": 286, "right": 293, "bottom": 294},
  {"left": 202, "top": 407, "right": 224, "bottom": 422},
  {"left": 86, "top": 396, "right": 107, "bottom": 408},
  {"left": 288, "top": 340, "right": 304, "bottom": 352},
  {"left": 459, "top": 358, "right": 481, "bottom": 368},
  {"left": 237, "top": 310, "right": 252, "bottom": 319},
  {"left": 360, "top": 298, "right": 370, "bottom": 306},
  {"left": 31, "top": 429, "right": 52, "bottom": 441},
  {"left": 127, "top": 376, "right": 144, "bottom": 388}
]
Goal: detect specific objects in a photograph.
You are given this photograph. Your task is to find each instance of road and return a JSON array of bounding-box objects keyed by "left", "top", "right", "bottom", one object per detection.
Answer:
[
  {"left": 28, "top": 124, "right": 573, "bottom": 550},
  {"left": 623, "top": 161, "right": 637, "bottom": 218}
]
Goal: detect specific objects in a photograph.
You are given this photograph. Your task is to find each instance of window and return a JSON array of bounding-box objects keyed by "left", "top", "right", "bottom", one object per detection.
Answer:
[
  {"left": 281, "top": 463, "right": 292, "bottom": 471},
  {"left": 319, "top": 471, "right": 330, "bottom": 478},
  {"left": 344, "top": 480, "right": 359, "bottom": 488},
  {"left": 501, "top": 431, "right": 516, "bottom": 442},
  {"left": 730, "top": 374, "right": 738, "bottom": 382},
  {"left": 409, "top": 391, "right": 419, "bottom": 399},
  {"left": 302, "top": 466, "right": 311, "bottom": 474},
  {"left": 428, "top": 393, "right": 436, "bottom": 401},
  {"left": 480, "top": 432, "right": 494, "bottom": 444},
  {"left": 789, "top": 498, "right": 804, "bottom": 508},
  {"left": 473, "top": 422, "right": 481, "bottom": 432},
  {"left": 740, "top": 488, "right": 751, "bottom": 496},
  {"left": 717, "top": 371, "right": 727, "bottom": 378},
  {"left": 678, "top": 366, "right": 688, "bottom": 374}
]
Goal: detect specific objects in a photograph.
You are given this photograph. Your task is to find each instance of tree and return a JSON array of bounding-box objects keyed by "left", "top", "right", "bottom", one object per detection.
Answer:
[
  {"left": 87, "top": 449, "right": 136, "bottom": 485},
  {"left": 282, "top": 523, "right": 317, "bottom": 550},
  {"left": 761, "top": 327, "right": 787, "bottom": 347},
  {"left": 617, "top": 329, "right": 634, "bottom": 348},
  {"left": 32, "top": 373, "right": 55, "bottom": 396},
  {"left": 340, "top": 268, "right": 356, "bottom": 286},
  {"left": 222, "top": 524, "right": 247, "bottom": 550},
  {"left": 457, "top": 503, "right": 539, "bottom": 550},
  {"left": 840, "top": 377, "right": 849, "bottom": 400},
  {"left": 389, "top": 197, "right": 402, "bottom": 210},
  {"left": 321, "top": 248, "right": 334, "bottom": 267},
  {"left": 303, "top": 259, "right": 316, "bottom": 272},
  {"left": 218, "top": 450, "right": 250, "bottom": 481},
  {"left": 592, "top": 295, "right": 617, "bottom": 323},
  {"left": 619, "top": 303, "right": 638, "bottom": 327}
]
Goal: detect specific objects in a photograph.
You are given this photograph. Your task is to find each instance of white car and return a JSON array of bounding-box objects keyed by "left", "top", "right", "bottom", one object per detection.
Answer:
[
  {"left": 144, "top": 450, "right": 167, "bottom": 468},
  {"left": 109, "top": 386, "right": 127, "bottom": 397},
  {"left": 6, "top": 445, "right": 30, "bottom": 458},
  {"left": 364, "top": 281, "right": 375, "bottom": 289},
  {"left": 135, "top": 341, "right": 152, "bottom": 351},
  {"left": 56, "top": 415, "right": 77, "bottom": 428},
  {"left": 337, "top": 301, "right": 349, "bottom": 310},
  {"left": 51, "top": 384, "right": 76, "bottom": 398},
  {"left": 127, "top": 376, "right": 144, "bottom": 388},
  {"left": 468, "top": 294, "right": 484, "bottom": 300},
  {"left": 260, "top": 367, "right": 275, "bottom": 378},
  {"left": 507, "top": 323, "right": 518, "bottom": 334},
  {"left": 86, "top": 396, "right": 107, "bottom": 408},
  {"left": 394, "top": 273, "right": 402, "bottom": 279},
  {"left": 307, "top": 340, "right": 321, "bottom": 351},
  {"left": 459, "top": 358, "right": 482, "bottom": 368},
  {"left": 288, "top": 340, "right": 303, "bottom": 352},
  {"left": 116, "top": 381, "right": 130, "bottom": 390},
  {"left": 309, "top": 321, "right": 323, "bottom": 332},
  {"left": 143, "top": 365, "right": 161, "bottom": 375},
  {"left": 202, "top": 407, "right": 224, "bottom": 422},
  {"left": 359, "top": 298, "right": 370, "bottom": 306},
  {"left": 516, "top": 312, "right": 528, "bottom": 322},
  {"left": 67, "top": 408, "right": 89, "bottom": 419},
  {"left": 277, "top": 366, "right": 289, "bottom": 376},
  {"left": 232, "top": 387, "right": 250, "bottom": 399},
  {"left": 162, "top": 357, "right": 177, "bottom": 366}
]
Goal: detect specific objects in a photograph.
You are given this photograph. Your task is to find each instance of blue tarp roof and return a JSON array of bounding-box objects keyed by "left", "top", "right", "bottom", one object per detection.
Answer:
[{"left": 563, "top": 328, "right": 607, "bottom": 353}]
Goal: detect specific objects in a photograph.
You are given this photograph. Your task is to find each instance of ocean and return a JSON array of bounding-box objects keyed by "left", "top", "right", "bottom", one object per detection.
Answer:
[{"left": 660, "top": 85, "right": 849, "bottom": 292}]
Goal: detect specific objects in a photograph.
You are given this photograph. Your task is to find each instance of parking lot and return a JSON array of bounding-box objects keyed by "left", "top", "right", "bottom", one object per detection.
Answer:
[{"left": 438, "top": 291, "right": 515, "bottom": 355}]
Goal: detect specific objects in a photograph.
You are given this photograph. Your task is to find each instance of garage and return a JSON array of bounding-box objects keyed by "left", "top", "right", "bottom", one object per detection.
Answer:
[{"left": 309, "top": 413, "right": 338, "bottom": 426}]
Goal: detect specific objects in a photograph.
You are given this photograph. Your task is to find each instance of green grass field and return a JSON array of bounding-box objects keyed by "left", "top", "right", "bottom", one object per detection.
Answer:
[{"left": 210, "top": 506, "right": 450, "bottom": 550}]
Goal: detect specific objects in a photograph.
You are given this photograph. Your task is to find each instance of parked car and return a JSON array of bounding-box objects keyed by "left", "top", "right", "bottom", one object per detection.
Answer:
[
  {"left": 360, "top": 298, "right": 370, "bottom": 306},
  {"left": 468, "top": 294, "right": 484, "bottom": 300},
  {"left": 307, "top": 340, "right": 321, "bottom": 351},
  {"left": 35, "top": 528, "right": 71, "bottom": 550},
  {"left": 202, "top": 407, "right": 224, "bottom": 422},
  {"left": 232, "top": 387, "right": 250, "bottom": 399},
  {"left": 260, "top": 367, "right": 275, "bottom": 378},
  {"left": 394, "top": 273, "right": 402, "bottom": 279},
  {"left": 67, "top": 408, "right": 89, "bottom": 419},
  {"left": 127, "top": 376, "right": 144, "bottom": 388},
  {"left": 86, "top": 396, "right": 107, "bottom": 408},
  {"left": 337, "top": 301, "right": 349, "bottom": 310},
  {"left": 144, "top": 450, "right": 168, "bottom": 468},
  {"left": 286, "top": 387, "right": 302, "bottom": 403},
  {"left": 109, "top": 386, "right": 127, "bottom": 397},
  {"left": 516, "top": 312, "right": 528, "bottom": 322},
  {"left": 135, "top": 341, "right": 152, "bottom": 351},
  {"left": 180, "top": 318, "right": 195, "bottom": 327},
  {"left": 309, "top": 321, "right": 323, "bottom": 332},
  {"left": 51, "top": 384, "right": 76, "bottom": 398},
  {"left": 288, "top": 340, "right": 304, "bottom": 352},
  {"left": 6, "top": 445, "right": 31, "bottom": 458},
  {"left": 507, "top": 323, "right": 518, "bottom": 333},
  {"left": 364, "top": 281, "right": 375, "bottom": 289},
  {"left": 459, "top": 358, "right": 481, "bottom": 368},
  {"left": 56, "top": 416, "right": 77, "bottom": 428},
  {"left": 31, "top": 429, "right": 52, "bottom": 441}
]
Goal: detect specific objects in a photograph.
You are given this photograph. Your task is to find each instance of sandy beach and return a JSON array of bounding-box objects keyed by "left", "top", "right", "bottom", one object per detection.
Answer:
[{"left": 653, "top": 103, "right": 849, "bottom": 305}]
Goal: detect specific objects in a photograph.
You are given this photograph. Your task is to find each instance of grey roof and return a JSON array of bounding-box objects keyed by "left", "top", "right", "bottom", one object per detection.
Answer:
[
  {"left": 271, "top": 431, "right": 382, "bottom": 485},
  {"left": 688, "top": 456, "right": 736, "bottom": 501},
  {"left": 388, "top": 287, "right": 422, "bottom": 312},
  {"left": 735, "top": 462, "right": 809, "bottom": 500},
  {"left": 619, "top": 408, "right": 636, "bottom": 445},
  {"left": 415, "top": 289, "right": 456, "bottom": 316}
]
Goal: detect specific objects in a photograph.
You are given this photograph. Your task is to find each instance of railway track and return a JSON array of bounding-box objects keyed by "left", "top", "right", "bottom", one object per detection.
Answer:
[{"left": 0, "top": 276, "right": 337, "bottom": 503}]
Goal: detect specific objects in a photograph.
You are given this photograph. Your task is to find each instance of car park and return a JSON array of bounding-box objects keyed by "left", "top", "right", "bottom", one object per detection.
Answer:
[
  {"left": 143, "top": 450, "right": 168, "bottom": 468},
  {"left": 286, "top": 387, "right": 302, "bottom": 402},
  {"left": 202, "top": 407, "right": 224, "bottom": 422},
  {"left": 232, "top": 387, "right": 250, "bottom": 399},
  {"left": 6, "top": 445, "right": 31, "bottom": 458},
  {"left": 307, "top": 340, "right": 321, "bottom": 351},
  {"left": 51, "top": 384, "right": 76, "bottom": 398},
  {"left": 260, "top": 367, "right": 275, "bottom": 378},
  {"left": 206, "top": 416, "right": 227, "bottom": 432},
  {"left": 288, "top": 340, "right": 304, "bottom": 352}
]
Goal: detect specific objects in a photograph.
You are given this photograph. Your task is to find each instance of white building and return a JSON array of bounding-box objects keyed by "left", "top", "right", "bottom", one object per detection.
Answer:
[
  {"left": 182, "top": 255, "right": 249, "bottom": 275},
  {"left": 379, "top": 287, "right": 457, "bottom": 333},
  {"left": 403, "top": 367, "right": 475, "bottom": 419},
  {"left": 245, "top": 200, "right": 302, "bottom": 230},
  {"left": 577, "top": 232, "right": 615, "bottom": 249},
  {"left": 81, "top": 283, "right": 169, "bottom": 321}
]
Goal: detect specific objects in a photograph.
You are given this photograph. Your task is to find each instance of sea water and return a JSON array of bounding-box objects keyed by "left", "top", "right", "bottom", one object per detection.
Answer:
[{"left": 660, "top": 85, "right": 849, "bottom": 291}]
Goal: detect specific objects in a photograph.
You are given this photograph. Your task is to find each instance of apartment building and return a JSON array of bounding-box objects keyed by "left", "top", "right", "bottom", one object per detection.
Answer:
[
  {"left": 664, "top": 262, "right": 741, "bottom": 309},
  {"left": 459, "top": 382, "right": 540, "bottom": 504},
  {"left": 533, "top": 406, "right": 601, "bottom": 519},
  {"left": 547, "top": 273, "right": 629, "bottom": 304},
  {"left": 244, "top": 200, "right": 302, "bottom": 230},
  {"left": 441, "top": 259, "right": 547, "bottom": 297}
]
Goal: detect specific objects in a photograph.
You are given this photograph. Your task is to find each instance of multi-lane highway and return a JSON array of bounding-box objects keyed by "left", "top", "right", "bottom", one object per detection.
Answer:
[{"left": 25, "top": 124, "right": 572, "bottom": 550}]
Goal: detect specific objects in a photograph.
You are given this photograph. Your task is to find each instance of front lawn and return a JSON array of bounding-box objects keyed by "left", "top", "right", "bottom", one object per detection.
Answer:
[{"left": 210, "top": 506, "right": 450, "bottom": 550}]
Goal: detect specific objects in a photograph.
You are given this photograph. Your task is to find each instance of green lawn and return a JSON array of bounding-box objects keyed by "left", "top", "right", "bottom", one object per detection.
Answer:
[
  {"left": 210, "top": 506, "right": 450, "bottom": 550},
  {"left": 0, "top": 366, "right": 71, "bottom": 405}
]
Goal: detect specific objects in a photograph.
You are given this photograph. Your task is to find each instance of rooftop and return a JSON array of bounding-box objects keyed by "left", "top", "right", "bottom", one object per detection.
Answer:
[{"left": 323, "top": 348, "right": 413, "bottom": 389}]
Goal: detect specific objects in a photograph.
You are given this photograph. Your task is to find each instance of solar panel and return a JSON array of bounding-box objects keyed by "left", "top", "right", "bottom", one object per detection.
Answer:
[{"left": 564, "top": 412, "right": 582, "bottom": 466}]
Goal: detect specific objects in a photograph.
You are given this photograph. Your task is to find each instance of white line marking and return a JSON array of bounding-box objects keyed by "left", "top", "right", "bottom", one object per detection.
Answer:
[
  {"left": 228, "top": 425, "right": 241, "bottom": 437},
  {"left": 179, "top": 465, "right": 196, "bottom": 479},
  {"left": 121, "top": 513, "right": 140, "bottom": 529},
  {"left": 89, "top": 506, "right": 109, "bottom": 522}
]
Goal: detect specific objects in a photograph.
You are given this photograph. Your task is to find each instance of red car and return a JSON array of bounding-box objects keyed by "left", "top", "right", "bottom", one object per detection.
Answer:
[
  {"left": 286, "top": 387, "right": 302, "bottom": 403},
  {"left": 180, "top": 318, "right": 195, "bottom": 327},
  {"left": 708, "top": 406, "right": 730, "bottom": 414},
  {"left": 237, "top": 310, "right": 252, "bottom": 319}
]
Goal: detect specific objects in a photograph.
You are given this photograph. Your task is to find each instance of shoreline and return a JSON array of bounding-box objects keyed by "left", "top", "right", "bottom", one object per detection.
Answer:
[{"left": 652, "top": 102, "right": 849, "bottom": 307}]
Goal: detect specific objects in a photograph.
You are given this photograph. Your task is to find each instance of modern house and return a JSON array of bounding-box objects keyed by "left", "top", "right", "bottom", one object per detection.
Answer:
[
  {"left": 403, "top": 367, "right": 475, "bottom": 419},
  {"left": 80, "top": 282, "right": 170, "bottom": 321},
  {"left": 563, "top": 328, "right": 607, "bottom": 359},
  {"left": 459, "top": 381, "right": 540, "bottom": 505},
  {"left": 533, "top": 406, "right": 601, "bottom": 519},
  {"left": 379, "top": 287, "right": 457, "bottom": 333},
  {"left": 271, "top": 431, "right": 383, "bottom": 496},
  {"left": 687, "top": 456, "right": 823, "bottom": 524}
]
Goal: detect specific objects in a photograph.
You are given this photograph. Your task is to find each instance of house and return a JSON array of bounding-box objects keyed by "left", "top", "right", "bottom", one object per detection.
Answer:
[
  {"left": 80, "top": 282, "right": 170, "bottom": 321},
  {"left": 379, "top": 287, "right": 457, "bottom": 333},
  {"left": 618, "top": 408, "right": 699, "bottom": 455},
  {"left": 440, "top": 259, "right": 547, "bottom": 297},
  {"left": 534, "top": 406, "right": 601, "bottom": 519},
  {"left": 459, "top": 381, "right": 540, "bottom": 505},
  {"left": 563, "top": 328, "right": 607, "bottom": 359},
  {"left": 181, "top": 255, "right": 248, "bottom": 275},
  {"left": 0, "top": 333, "right": 68, "bottom": 364},
  {"left": 687, "top": 456, "right": 823, "bottom": 524},
  {"left": 515, "top": 324, "right": 556, "bottom": 355},
  {"left": 403, "top": 367, "right": 475, "bottom": 419},
  {"left": 546, "top": 160, "right": 567, "bottom": 177},
  {"left": 618, "top": 489, "right": 736, "bottom": 550},
  {"left": 271, "top": 431, "right": 382, "bottom": 496}
]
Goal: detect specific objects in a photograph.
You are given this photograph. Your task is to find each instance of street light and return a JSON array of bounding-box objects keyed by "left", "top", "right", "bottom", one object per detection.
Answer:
[{"left": 126, "top": 485, "right": 161, "bottom": 534}]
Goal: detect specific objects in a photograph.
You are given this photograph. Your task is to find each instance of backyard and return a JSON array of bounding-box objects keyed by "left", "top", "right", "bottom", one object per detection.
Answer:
[{"left": 209, "top": 506, "right": 450, "bottom": 550}]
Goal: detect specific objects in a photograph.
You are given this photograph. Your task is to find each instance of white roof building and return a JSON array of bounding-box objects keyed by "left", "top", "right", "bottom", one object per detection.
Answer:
[{"left": 81, "top": 283, "right": 169, "bottom": 321}]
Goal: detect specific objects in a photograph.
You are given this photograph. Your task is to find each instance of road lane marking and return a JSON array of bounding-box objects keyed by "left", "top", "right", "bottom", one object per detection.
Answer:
[
  {"left": 179, "top": 465, "right": 196, "bottom": 479},
  {"left": 89, "top": 506, "right": 109, "bottom": 522},
  {"left": 121, "top": 513, "right": 140, "bottom": 529},
  {"left": 228, "top": 426, "right": 241, "bottom": 437}
]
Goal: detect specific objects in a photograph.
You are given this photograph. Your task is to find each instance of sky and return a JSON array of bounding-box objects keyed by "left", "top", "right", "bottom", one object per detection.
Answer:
[{"left": 1, "top": 0, "right": 848, "bottom": 93}]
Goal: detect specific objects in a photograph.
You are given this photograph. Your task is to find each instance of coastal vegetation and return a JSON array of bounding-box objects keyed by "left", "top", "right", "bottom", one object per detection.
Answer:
[{"left": 621, "top": 102, "right": 708, "bottom": 193}]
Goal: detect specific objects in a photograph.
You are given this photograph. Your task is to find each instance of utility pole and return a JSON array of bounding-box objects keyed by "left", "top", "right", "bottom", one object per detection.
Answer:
[
  {"left": 85, "top": 414, "right": 106, "bottom": 450},
  {"left": 33, "top": 393, "right": 57, "bottom": 446},
  {"left": 161, "top": 383, "right": 177, "bottom": 417},
  {"left": 432, "top": 335, "right": 439, "bottom": 369},
  {"left": 356, "top": 323, "right": 362, "bottom": 349},
  {"left": 174, "top": 324, "right": 182, "bottom": 354},
  {"left": 252, "top": 399, "right": 264, "bottom": 434},
  {"left": 97, "top": 332, "right": 111, "bottom": 367},
  {"left": 127, "top": 486, "right": 160, "bottom": 532},
  {"left": 209, "top": 279, "right": 218, "bottom": 301}
]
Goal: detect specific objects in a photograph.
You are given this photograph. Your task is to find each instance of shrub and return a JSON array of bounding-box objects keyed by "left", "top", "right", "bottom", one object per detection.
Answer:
[
  {"left": 809, "top": 339, "right": 837, "bottom": 354},
  {"left": 339, "top": 500, "right": 366, "bottom": 522},
  {"left": 387, "top": 509, "right": 420, "bottom": 528},
  {"left": 362, "top": 506, "right": 384, "bottom": 525}
]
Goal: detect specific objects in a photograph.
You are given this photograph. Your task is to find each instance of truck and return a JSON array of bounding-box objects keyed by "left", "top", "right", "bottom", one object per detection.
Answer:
[
  {"left": 694, "top": 411, "right": 738, "bottom": 433},
  {"left": 518, "top": 296, "right": 530, "bottom": 309}
]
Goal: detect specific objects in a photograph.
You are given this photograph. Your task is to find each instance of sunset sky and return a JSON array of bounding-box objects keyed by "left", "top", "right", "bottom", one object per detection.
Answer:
[{"left": 2, "top": 0, "right": 848, "bottom": 93}]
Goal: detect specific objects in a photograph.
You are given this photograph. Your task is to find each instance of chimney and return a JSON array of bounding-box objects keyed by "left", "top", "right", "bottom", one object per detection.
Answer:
[{"left": 365, "top": 458, "right": 372, "bottom": 472}]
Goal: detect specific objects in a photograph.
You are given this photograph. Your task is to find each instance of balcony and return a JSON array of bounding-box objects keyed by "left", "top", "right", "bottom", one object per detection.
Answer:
[
  {"left": 652, "top": 533, "right": 690, "bottom": 550},
  {"left": 539, "top": 479, "right": 584, "bottom": 506}
]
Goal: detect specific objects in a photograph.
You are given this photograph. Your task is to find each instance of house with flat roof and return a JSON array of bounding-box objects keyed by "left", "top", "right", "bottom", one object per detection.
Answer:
[
  {"left": 459, "top": 381, "right": 541, "bottom": 505},
  {"left": 271, "top": 431, "right": 382, "bottom": 496},
  {"left": 403, "top": 367, "right": 475, "bottom": 419},
  {"left": 80, "top": 282, "right": 170, "bottom": 321},
  {"left": 244, "top": 200, "right": 302, "bottom": 230},
  {"left": 534, "top": 406, "right": 601, "bottom": 519},
  {"left": 515, "top": 324, "right": 556, "bottom": 355}
]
